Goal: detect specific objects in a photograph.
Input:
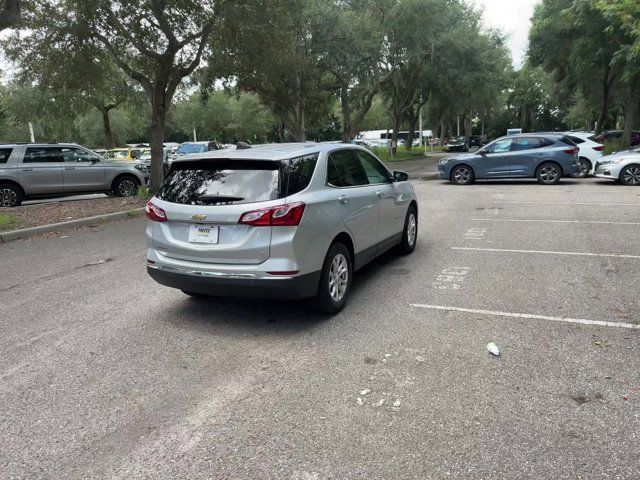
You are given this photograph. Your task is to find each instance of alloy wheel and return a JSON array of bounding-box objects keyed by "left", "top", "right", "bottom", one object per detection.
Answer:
[
  {"left": 454, "top": 167, "right": 471, "bottom": 184},
  {"left": 622, "top": 166, "right": 640, "bottom": 185},
  {"left": 118, "top": 179, "right": 137, "bottom": 196},
  {"left": 328, "top": 253, "right": 349, "bottom": 302},
  {"left": 578, "top": 159, "right": 590, "bottom": 177},
  {"left": 539, "top": 165, "right": 559, "bottom": 183},
  {"left": 0, "top": 188, "right": 18, "bottom": 207},
  {"left": 407, "top": 213, "right": 417, "bottom": 247}
]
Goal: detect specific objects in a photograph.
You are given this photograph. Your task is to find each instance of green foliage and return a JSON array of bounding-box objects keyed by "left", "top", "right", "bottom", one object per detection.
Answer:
[{"left": 603, "top": 138, "right": 629, "bottom": 155}]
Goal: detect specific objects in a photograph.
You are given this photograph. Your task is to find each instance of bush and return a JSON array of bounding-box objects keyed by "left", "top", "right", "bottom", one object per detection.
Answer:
[{"left": 603, "top": 138, "right": 629, "bottom": 155}]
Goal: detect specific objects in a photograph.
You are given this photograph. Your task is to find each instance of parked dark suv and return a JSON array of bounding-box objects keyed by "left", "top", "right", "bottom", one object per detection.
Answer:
[
  {"left": 595, "top": 130, "right": 640, "bottom": 147},
  {"left": 0, "top": 143, "right": 149, "bottom": 207}
]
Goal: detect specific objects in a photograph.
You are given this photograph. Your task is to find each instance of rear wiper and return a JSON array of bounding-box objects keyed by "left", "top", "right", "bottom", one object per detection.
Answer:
[{"left": 197, "top": 194, "right": 244, "bottom": 204}]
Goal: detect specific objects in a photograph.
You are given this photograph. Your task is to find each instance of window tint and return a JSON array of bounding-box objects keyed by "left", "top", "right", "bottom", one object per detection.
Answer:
[
  {"left": 587, "top": 135, "right": 598, "bottom": 142},
  {"left": 282, "top": 153, "right": 318, "bottom": 196},
  {"left": 560, "top": 136, "right": 577, "bottom": 146},
  {"left": 157, "top": 160, "right": 281, "bottom": 205},
  {"left": 567, "top": 135, "right": 585, "bottom": 144},
  {"left": 0, "top": 148, "right": 13, "bottom": 164},
  {"left": 485, "top": 138, "right": 512, "bottom": 154},
  {"left": 24, "top": 147, "right": 63, "bottom": 163},
  {"left": 355, "top": 151, "right": 390, "bottom": 184},
  {"left": 513, "top": 137, "right": 553, "bottom": 151},
  {"left": 327, "top": 150, "right": 368, "bottom": 187},
  {"left": 61, "top": 147, "right": 100, "bottom": 162}
]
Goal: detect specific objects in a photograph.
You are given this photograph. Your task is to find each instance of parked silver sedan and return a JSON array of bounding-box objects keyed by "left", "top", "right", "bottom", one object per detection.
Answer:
[
  {"left": 594, "top": 151, "right": 640, "bottom": 185},
  {"left": 145, "top": 143, "right": 418, "bottom": 313}
]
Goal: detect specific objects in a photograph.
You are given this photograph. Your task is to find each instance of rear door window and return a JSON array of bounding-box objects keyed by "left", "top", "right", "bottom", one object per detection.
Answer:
[
  {"left": 0, "top": 148, "right": 13, "bottom": 163},
  {"left": 158, "top": 160, "right": 280, "bottom": 205},
  {"left": 513, "top": 137, "right": 554, "bottom": 151},
  {"left": 24, "top": 147, "right": 63, "bottom": 163},
  {"left": 327, "top": 150, "right": 368, "bottom": 187}
]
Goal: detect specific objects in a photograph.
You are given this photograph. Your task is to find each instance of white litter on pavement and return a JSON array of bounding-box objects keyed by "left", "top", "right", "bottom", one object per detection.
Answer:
[{"left": 486, "top": 342, "right": 500, "bottom": 356}]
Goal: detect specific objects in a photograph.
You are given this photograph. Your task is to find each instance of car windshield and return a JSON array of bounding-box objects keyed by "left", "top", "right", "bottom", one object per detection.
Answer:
[
  {"left": 157, "top": 154, "right": 318, "bottom": 206},
  {"left": 450, "top": 136, "right": 465, "bottom": 142},
  {"left": 177, "top": 143, "right": 207, "bottom": 154},
  {"left": 106, "top": 150, "right": 129, "bottom": 159}
]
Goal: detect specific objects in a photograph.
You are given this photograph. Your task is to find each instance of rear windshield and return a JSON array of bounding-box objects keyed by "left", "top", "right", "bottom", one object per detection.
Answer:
[
  {"left": 0, "top": 148, "right": 13, "bottom": 163},
  {"left": 157, "top": 154, "right": 318, "bottom": 206}
]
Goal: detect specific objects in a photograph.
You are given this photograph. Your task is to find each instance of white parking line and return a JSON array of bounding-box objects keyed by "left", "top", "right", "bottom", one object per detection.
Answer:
[
  {"left": 471, "top": 218, "right": 640, "bottom": 226},
  {"left": 409, "top": 304, "right": 640, "bottom": 330},
  {"left": 487, "top": 201, "right": 639, "bottom": 206},
  {"left": 451, "top": 247, "right": 640, "bottom": 259}
]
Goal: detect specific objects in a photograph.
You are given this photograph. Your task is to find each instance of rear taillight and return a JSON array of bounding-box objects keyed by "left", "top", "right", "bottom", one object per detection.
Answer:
[
  {"left": 593, "top": 145, "right": 604, "bottom": 152},
  {"left": 146, "top": 201, "right": 167, "bottom": 222},
  {"left": 563, "top": 147, "right": 579, "bottom": 155},
  {"left": 239, "top": 202, "right": 306, "bottom": 227}
]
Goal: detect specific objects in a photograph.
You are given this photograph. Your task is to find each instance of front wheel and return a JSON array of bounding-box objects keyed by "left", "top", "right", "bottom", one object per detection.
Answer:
[
  {"left": 620, "top": 164, "right": 640, "bottom": 186},
  {"left": 312, "top": 242, "right": 352, "bottom": 314},
  {"left": 536, "top": 163, "right": 561, "bottom": 185},
  {"left": 399, "top": 206, "right": 418, "bottom": 254},
  {"left": 451, "top": 165, "right": 474, "bottom": 185}
]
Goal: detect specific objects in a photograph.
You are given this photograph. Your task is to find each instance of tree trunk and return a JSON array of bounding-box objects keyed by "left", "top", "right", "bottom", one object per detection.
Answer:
[
  {"left": 293, "top": 101, "right": 306, "bottom": 142},
  {"left": 406, "top": 109, "right": 417, "bottom": 151},
  {"left": 149, "top": 90, "right": 168, "bottom": 193},
  {"left": 623, "top": 91, "right": 639, "bottom": 146},
  {"left": 340, "top": 90, "right": 352, "bottom": 143},
  {"left": 101, "top": 108, "right": 115, "bottom": 149},
  {"left": 596, "top": 66, "right": 613, "bottom": 135},
  {"left": 439, "top": 117, "right": 445, "bottom": 146},
  {"left": 391, "top": 113, "right": 402, "bottom": 157}
]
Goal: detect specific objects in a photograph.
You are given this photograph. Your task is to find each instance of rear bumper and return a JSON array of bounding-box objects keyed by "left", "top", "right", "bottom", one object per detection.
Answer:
[{"left": 147, "top": 264, "right": 321, "bottom": 300}]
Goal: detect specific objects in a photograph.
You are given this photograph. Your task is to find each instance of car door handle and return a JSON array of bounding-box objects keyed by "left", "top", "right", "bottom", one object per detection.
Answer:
[
  {"left": 338, "top": 195, "right": 349, "bottom": 205},
  {"left": 21, "top": 168, "right": 33, "bottom": 172},
  {"left": 376, "top": 190, "right": 385, "bottom": 199}
]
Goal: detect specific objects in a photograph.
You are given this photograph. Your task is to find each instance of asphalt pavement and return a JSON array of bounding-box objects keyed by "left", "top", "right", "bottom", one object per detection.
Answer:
[{"left": 1, "top": 176, "right": 639, "bottom": 479}]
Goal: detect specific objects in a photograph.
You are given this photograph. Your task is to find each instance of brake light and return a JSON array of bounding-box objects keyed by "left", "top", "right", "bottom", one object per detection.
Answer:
[
  {"left": 563, "top": 147, "right": 579, "bottom": 155},
  {"left": 239, "top": 202, "right": 306, "bottom": 227},
  {"left": 593, "top": 145, "right": 604, "bottom": 151},
  {"left": 145, "top": 202, "right": 167, "bottom": 222}
]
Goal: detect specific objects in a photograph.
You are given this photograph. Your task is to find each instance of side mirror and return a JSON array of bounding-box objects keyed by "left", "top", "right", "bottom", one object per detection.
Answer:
[{"left": 394, "top": 171, "right": 409, "bottom": 182}]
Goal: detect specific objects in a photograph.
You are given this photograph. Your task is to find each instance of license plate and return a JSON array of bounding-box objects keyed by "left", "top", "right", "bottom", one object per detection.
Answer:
[{"left": 188, "top": 224, "right": 219, "bottom": 244}]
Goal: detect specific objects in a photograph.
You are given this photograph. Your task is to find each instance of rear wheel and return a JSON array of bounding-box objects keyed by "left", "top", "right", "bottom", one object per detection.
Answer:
[
  {"left": 399, "top": 205, "right": 418, "bottom": 254},
  {"left": 0, "top": 183, "right": 23, "bottom": 207},
  {"left": 451, "top": 165, "right": 474, "bottom": 185},
  {"left": 536, "top": 162, "right": 561, "bottom": 185},
  {"left": 576, "top": 158, "right": 591, "bottom": 178},
  {"left": 312, "top": 242, "right": 352, "bottom": 314},
  {"left": 113, "top": 175, "right": 139, "bottom": 197},
  {"left": 620, "top": 164, "right": 640, "bottom": 186}
]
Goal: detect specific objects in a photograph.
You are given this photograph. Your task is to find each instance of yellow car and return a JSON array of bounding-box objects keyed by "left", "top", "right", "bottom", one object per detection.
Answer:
[{"left": 105, "top": 147, "right": 143, "bottom": 161}]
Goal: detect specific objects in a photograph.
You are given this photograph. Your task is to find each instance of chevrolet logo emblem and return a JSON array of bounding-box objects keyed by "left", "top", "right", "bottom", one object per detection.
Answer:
[{"left": 191, "top": 214, "right": 207, "bottom": 221}]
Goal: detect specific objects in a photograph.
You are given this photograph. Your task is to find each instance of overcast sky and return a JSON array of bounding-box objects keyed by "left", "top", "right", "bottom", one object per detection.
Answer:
[{"left": 473, "top": 0, "right": 540, "bottom": 68}]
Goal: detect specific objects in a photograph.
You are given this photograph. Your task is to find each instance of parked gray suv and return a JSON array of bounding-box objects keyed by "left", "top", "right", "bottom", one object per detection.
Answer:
[
  {"left": 0, "top": 143, "right": 149, "bottom": 207},
  {"left": 145, "top": 143, "right": 418, "bottom": 313}
]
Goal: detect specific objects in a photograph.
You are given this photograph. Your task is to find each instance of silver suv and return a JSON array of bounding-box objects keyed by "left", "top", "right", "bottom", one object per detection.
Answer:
[
  {"left": 0, "top": 143, "right": 149, "bottom": 207},
  {"left": 145, "top": 143, "right": 418, "bottom": 313}
]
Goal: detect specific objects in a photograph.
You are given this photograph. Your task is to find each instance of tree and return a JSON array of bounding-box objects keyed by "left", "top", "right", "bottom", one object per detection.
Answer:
[
  {"left": 0, "top": 0, "right": 20, "bottom": 32},
  {"left": 64, "top": 0, "right": 222, "bottom": 191},
  {"left": 3, "top": 2, "right": 135, "bottom": 148}
]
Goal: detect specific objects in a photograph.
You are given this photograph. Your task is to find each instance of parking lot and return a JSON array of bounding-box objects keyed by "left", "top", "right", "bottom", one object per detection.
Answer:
[{"left": 1, "top": 175, "right": 639, "bottom": 478}]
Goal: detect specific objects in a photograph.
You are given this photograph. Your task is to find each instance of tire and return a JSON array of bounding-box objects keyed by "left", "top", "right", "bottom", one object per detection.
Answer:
[
  {"left": 0, "top": 182, "right": 23, "bottom": 207},
  {"left": 312, "top": 242, "right": 352, "bottom": 314},
  {"left": 451, "top": 165, "right": 474, "bottom": 185},
  {"left": 536, "top": 162, "right": 561, "bottom": 185},
  {"left": 399, "top": 205, "right": 418, "bottom": 254},
  {"left": 620, "top": 164, "right": 640, "bottom": 186},
  {"left": 113, "top": 175, "right": 139, "bottom": 197},
  {"left": 576, "top": 158, "right": 591, "bottom": 178}
]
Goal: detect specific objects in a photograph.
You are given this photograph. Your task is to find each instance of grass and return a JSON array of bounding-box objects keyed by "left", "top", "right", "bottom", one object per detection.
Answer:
[
  {"left": 137, "top": 185, "right": 152, "bottom": 200},
  {"left": 369, "top": 146, "right": 428, "bottom": 162},
  {"left": 126, "top": 209, "right": 139, "bottom": 218},
  {"left": 0, "top": 213, "right": 19, "bottom": 228}
]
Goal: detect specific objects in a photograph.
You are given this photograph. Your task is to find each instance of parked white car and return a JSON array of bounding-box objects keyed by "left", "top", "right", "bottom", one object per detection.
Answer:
[
  {"left": 594, "top": 151, "right": 640, "bottom": 186},
  {"left": 563, "top": 132, "right": 604, "bottom": 176}
]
